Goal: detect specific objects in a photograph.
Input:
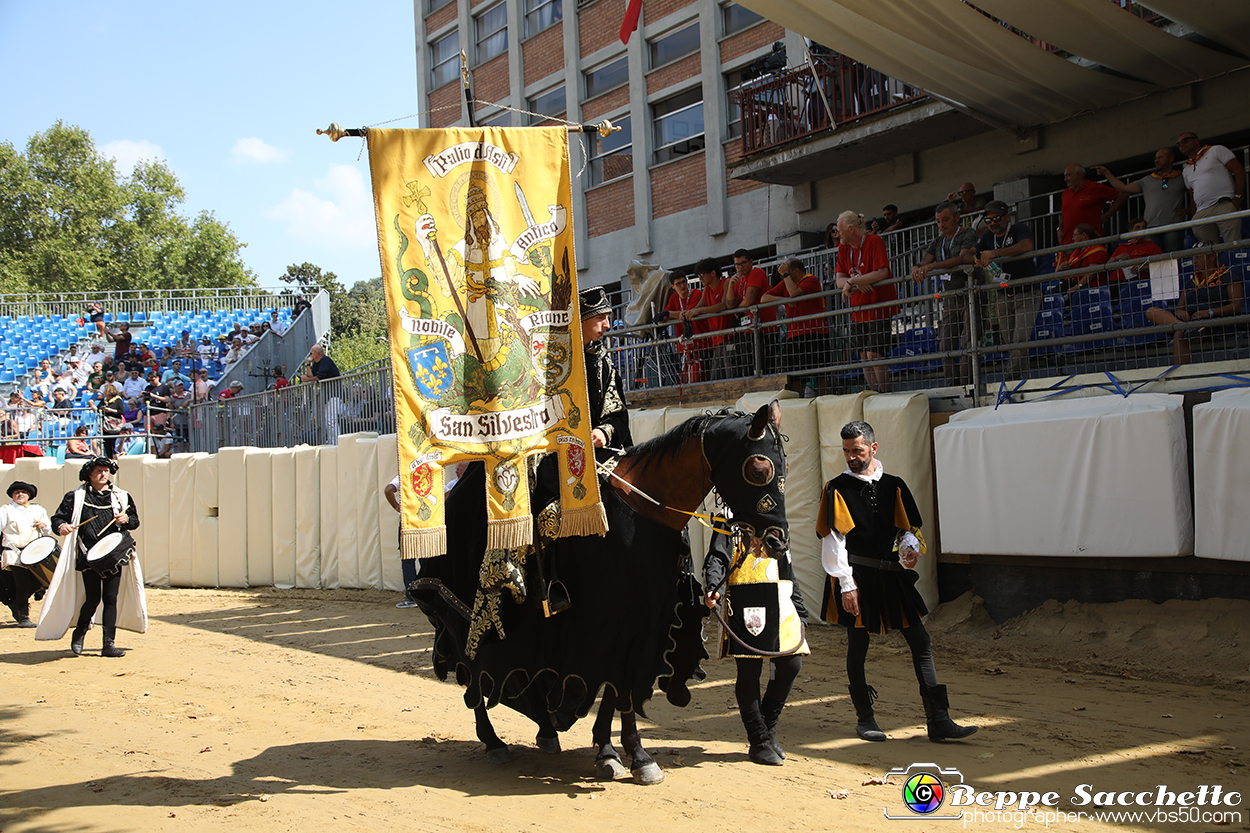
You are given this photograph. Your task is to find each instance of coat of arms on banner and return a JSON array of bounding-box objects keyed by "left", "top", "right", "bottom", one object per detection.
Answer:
[{"left": 368, "top": 127, "right": 607, "bottom": 558}]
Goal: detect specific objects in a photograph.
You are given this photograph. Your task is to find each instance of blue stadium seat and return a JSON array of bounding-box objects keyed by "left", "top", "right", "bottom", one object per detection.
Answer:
[
  {"left": 1041, "top": 294, "right": 1065, "bottom": 314},
  {"left": 1067, "top": 302, "right": 1116, "bottom": 352},
  {"left": 1070, "top": 286, "right": 1111, "bottom": 308},
  {"left": 1030, "top": 309, "right": 1064, "bottom": 356},
  {"left": 888, "top": 327, "right": 940, "bottom": 374}
]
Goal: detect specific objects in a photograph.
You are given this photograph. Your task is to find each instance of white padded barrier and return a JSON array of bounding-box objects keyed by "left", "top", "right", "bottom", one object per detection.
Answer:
[
  {"left": 115, "top": 456, "right": 146, "bottom": 574},
  {"left": 1193, "top": 388, "right": 1250, "bottom": 561},
  {"left": 815, "top": 392, "right": 870, "bottom": 482},
  {"left": 864, "top": 393, "right": 938, "bottom": 610},
  {"left": 293, "top": 446, "right": 322, "bottom": 589},
  {"left": 352, "top": 434, "right": 383, "bottom": 590},
  {"left": 935, "top": 394, "right": 1193, "bottom": 556},
  {"left": 377, "top": 433, "right": 403, "bottom": 592},
  {"left": 245, "top": 450, "right": 274, "bottom": 587},
  {"left": 333, "top": 435, "right": 363, "bottom": 588},
  {"left": 191, "top": 453, "right": 219, "bottom": 588},
  {"left": 270, "top": 448, "right": 297, "bottom": 589},
  {"left": 216, "top": 448, "right": 249, "bottom": 587},
  {"left": 166, "top": 455, "right": 198, "bottom": 587},
  {"left": 141, "top": 458, "right": 171, "bottom": 587},
  {"left": 318, "top": 444, "right": 340, "bottom": 589}
]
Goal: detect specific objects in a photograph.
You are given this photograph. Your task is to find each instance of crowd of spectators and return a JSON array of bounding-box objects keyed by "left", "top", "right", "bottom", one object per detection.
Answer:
[
  {"left": 642, "top": 130, "right": 1246, "bottom": 390},
  {"left": 1, "top": 297, "right": 315, "bottom": 457}
]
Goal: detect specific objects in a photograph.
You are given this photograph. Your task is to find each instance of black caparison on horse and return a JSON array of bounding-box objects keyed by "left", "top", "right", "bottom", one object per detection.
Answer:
[{"left": 413, "top": 401, "right": 789, "bottom": 784}]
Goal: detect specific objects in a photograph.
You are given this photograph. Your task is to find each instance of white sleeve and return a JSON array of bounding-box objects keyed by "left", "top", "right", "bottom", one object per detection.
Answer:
[
  {"left": 820, "top": 531, "right": 856, "bottom": 593},
  {"left": 900, "top": 531, "right": 919, "bottom": 554}
]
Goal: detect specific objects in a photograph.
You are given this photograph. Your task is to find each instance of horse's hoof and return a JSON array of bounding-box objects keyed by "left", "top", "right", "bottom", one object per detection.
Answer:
[
  {"left": 631, "top": 762, "right": 665, "bottom": 785},
  {"left": 595, "top": 756, "right": 628, "bottom": 780},
  {"left": 536, "top": 734, "right": 561, "bottom": 754},
  {"left": 485, "top": 746, "right": 513, "bottom": 764}
]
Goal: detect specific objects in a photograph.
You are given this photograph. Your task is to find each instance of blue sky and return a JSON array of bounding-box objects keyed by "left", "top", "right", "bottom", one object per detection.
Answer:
[{"left": 1, "top": 1, "right": 420, "bottom": 290}]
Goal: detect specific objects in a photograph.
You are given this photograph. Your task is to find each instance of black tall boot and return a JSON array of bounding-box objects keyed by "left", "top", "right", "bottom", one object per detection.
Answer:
[
  {"left": 740, "top": 702, "right": 782, "bottom": 766},
  {"left": 101, "top": 627, "right": 125, "bottom": 658},
  {"left": 920, "top": 684, "right": 977, "bottom": 742},
  {"left": 760, "top": 697, "right": 786, "bottom": 760},
  {"left": 848, "top": 684, "right": 887, "bottom": 741},
  {"left": 70, "top": 625, "right": 87, "bottom": 656}
]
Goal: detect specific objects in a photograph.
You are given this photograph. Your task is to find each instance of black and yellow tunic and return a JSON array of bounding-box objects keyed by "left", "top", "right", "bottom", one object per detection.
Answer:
[{"left": 817, "top": 471, "right": 924, "bottom": 633}]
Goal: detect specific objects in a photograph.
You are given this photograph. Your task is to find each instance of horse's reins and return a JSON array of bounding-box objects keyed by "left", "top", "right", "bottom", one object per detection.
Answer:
[{"left": 598, "top": 461, "right": 805, "bottom": 659}]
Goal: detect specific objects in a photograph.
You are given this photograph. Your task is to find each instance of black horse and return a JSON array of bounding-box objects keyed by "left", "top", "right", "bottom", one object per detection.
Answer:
[{"left": 413, "top": 401, "right": 789, "bottom": 783}]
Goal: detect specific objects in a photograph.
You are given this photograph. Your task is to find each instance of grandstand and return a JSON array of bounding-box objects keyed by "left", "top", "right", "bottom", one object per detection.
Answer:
[{"left": 0, "top": 289, "right": 327, "bottom": 462}]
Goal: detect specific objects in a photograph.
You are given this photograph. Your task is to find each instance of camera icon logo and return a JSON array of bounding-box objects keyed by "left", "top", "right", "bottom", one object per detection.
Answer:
[{"left": 883, "top": 763, "right": 965, "bottom": 820}]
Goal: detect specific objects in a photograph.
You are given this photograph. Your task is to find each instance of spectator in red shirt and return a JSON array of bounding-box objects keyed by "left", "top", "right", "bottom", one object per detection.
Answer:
[
  {"left": 763, "top": 258, "right": 830, "bottom": 390},
  {"left": 659, "top": 272, "right": 702, "bottom": 384},
  {"left": 271, "top": 365, "right": 290, "bottom": 390},
  {"left": 1059, "top": 224, "right": 1111, "bottom": 297},
  {"left": 835, "top": 210, "right": 898, "bottom": 392},
  {"left": 1108, "top": 218, "right": 1164, "bottom": 285},
  {"left": 680, "top": 259, "right": 736, "bottom": 381},
  {"left": 218, "top": 380, "right": 244, "bottom": 400},
  {"left": 728, "top": 248, "right": 780, "bottom": 375},
  {"left": 1060, "top": 164, "right": 1126, "bottom": 244}
]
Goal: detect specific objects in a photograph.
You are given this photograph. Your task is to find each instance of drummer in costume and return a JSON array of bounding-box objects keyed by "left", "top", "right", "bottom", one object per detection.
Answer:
[
  {"left": 817, "top": 421, "right": 976, "bottom": 743},
  {"left": 38, "top": 457, "right": 146, "bottom": 657},
  {"left": 704, "top": 514, "right": 808, "bottom": 766},
  {"left": 0, "top": 481, "right": 52, "bottom": 627}
]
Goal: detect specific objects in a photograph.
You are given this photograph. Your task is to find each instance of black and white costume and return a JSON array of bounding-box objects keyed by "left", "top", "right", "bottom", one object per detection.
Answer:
[
  {"left": 818, "top": 459, "right": 976, "bottom": 743},
  {"left": 0, "top": 482, "right": 52, "bottom": 627},
  {"left": 37, "top": 459, "right": 147, "bottom": 656}
]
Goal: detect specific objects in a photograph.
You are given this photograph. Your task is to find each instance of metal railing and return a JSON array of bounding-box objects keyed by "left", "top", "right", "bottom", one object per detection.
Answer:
[
  {"left": 188, "top": 363, "right": 395, "bottom": 453},
  {"left": 735, "top": 55, "right": 926, "bottom": 156},
  {"left": 0, "top": 286, "right": 304, "bottom": 322},
  {"left": 608, "top": 212, "right": 1250, "bottom": 406}
]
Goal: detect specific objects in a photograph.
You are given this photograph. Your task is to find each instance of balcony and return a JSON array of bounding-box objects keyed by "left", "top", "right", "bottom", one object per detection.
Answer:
[{"left": 729, "top": 56, "right": 989, "bottom": 187}]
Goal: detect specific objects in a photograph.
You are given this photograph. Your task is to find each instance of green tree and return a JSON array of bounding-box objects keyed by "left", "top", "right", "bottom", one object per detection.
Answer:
[
  {"left": 280, "top": 264, "right": 394, "bottom": 371},
  {"left": 0, "top": 121, "right": 255, "bottom": 294}
]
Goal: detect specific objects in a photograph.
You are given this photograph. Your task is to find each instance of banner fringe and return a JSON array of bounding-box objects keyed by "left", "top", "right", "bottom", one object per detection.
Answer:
[
  {"left": 487, "top": 516, "right": 533, "bottom": 551},
  {"left": 559, "top": 502, "right": 609, "bottom": 538},
  {"left": 402, "top": 526, "right": 447, "bottom": 560}
]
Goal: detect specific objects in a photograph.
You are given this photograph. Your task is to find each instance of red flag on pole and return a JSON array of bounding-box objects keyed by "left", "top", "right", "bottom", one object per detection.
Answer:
[{"left": 619, "top": 0, "right": 643, "bottom": 44}]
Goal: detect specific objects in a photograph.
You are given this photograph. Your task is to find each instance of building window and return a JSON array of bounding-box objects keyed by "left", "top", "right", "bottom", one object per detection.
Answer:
[
  {"left": 584, "top": 56, "right": 628, "bottom": 99},
  {"left": 475, "top": 3, "right": 508, "bottom": 63},
  {"left": 589, "top": 116, "right": 632, "bottom": 186},
  {"left": 724, "top": 69, "right": 747, "bottom": 139},
  {"left": 652, "top": 87, "right": 704, "bottom": 164},
  {"left": 428, "top": 0, "right": 454, "bottom": 13},
  {"left": 649, "top": 23, "right": 699, "bottom": 69},
  {"left": 431, "top": 30, "right": 460, "bottom": 89},
  {"left": 528, "top": 86, "right": 566, "bottom": 124},
  {"left": 480, "top": 110, "right": 512, "bottom": 127},
  {"left": 722, "top": 3, "right": 764, "bottom": 36},
  {"left": 525, "top": 0, "right": 562, "bottom": 37}
]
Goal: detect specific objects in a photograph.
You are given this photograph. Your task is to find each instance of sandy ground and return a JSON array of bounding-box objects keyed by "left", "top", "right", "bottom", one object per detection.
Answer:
[{"left": 2, "top": 588, "right": 1248, "bottom": 833}]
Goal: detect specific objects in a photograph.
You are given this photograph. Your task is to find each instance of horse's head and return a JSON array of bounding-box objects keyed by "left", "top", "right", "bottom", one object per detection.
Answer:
[{"left": 705, "top": 401, "right": 789, "bottom": 558}]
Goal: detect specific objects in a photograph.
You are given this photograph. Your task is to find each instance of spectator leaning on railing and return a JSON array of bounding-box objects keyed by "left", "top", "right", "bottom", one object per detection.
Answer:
[
  {"left": 835, "top": 210, "right": 898, "bottom": 393},
  {"left": 911, "top": 201, "right": 981, "bottom": 388},
  {"left": 761, "top": 258, "right": 830, "bottom": 388},
  {"left": 300, "top": 344, "right": 341, "bottom": 384},
  {"left": 974, "top": 200, "right": 1039, "bottom": 379}
]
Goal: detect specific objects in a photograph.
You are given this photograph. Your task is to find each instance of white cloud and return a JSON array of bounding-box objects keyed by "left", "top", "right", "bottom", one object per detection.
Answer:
[
  {"left": 264, "top": 164, "right": 374, "bottom": 248},
  {"left": 100, "top": 139, "right": 164, "bottom": 174},
  {"left": 231, "top": 136, "right": 287, "bottom": 164}
]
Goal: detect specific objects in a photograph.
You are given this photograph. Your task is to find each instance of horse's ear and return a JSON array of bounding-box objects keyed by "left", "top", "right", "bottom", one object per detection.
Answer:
[{"left": 749, "top": 401, "right": 779, "bottom": 441}]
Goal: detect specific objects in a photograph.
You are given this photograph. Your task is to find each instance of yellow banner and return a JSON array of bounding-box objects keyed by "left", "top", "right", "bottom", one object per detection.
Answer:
[{"left": 367, "top": 127, "right": 606, "bottom": 558}]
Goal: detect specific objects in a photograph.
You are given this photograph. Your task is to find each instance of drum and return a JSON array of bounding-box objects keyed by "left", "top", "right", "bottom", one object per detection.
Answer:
[
  {"left": 18, "top": 537, "right": 59, "bottom": 588},
  {"left": 85, "top": 532, "right": 131, "bottom": 576}
]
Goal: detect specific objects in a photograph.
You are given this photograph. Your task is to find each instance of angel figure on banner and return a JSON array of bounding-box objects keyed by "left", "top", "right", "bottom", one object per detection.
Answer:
[{"left": 415, "top": 183, "right": 542, "bottom": 374}]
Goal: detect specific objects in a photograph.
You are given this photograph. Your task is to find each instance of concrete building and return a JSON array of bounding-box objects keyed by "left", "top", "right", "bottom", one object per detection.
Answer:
[{"left": 412, "top": 0, "right": 1250, "bottom": 292}]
